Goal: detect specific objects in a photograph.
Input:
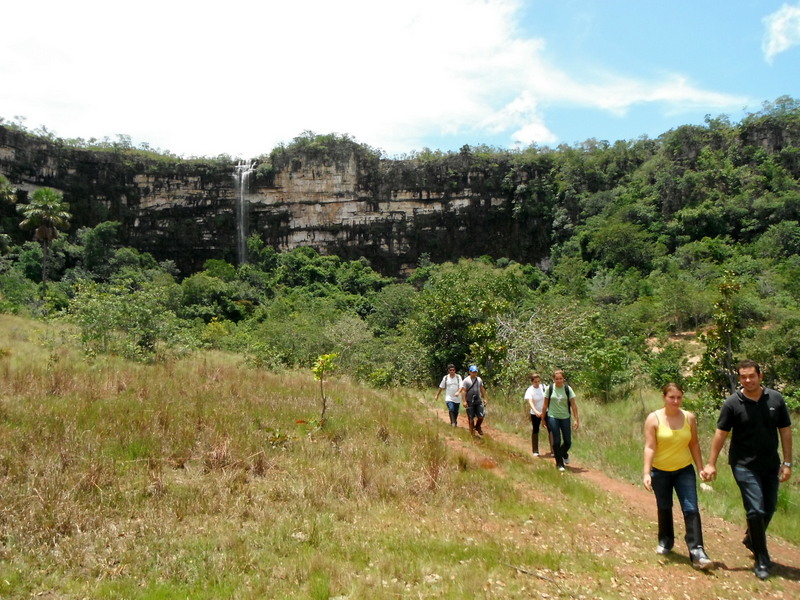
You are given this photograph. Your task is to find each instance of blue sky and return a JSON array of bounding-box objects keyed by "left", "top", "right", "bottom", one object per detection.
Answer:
[{"left": 1, "top": 0, "right": 799, "bottom": 159}]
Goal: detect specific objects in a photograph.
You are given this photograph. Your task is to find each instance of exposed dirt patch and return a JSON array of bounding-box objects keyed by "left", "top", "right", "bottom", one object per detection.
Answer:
[{"left": 426, "top": 401, "right": 800, "bottom": 599}]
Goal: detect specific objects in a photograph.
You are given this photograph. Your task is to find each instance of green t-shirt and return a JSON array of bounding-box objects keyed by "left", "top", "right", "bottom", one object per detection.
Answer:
[{"left": 547, "top": 384, "right": 574, "bottom": 419}]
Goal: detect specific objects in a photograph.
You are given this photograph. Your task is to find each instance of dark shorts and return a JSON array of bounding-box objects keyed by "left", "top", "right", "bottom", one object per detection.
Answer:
[{"left": 466, "top": 402, "right": 485, "bottom": 419}]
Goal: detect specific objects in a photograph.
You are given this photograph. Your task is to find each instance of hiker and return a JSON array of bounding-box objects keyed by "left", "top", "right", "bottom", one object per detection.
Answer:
[
  {"left": 434, "top": 364, "right": 463, "bottom": 427},
  {"left": 458, "top": 365, "right": 487, "bottom": 436},
  {"left": 541, "top": 370, "right": 579, "bottom": 471},
  {"left": 701, "top": 359, "right": 793, "bottom": 580},
  {"left": 524, "top": 372, "right": 549, "bottom": 457},
  {"left": 643, "top": 382, "right": 713, "bottom": 570}
]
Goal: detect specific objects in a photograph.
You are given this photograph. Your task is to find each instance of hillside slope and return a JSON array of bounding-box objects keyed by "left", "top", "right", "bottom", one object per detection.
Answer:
[{"left": 424, "top": 400, "right": 800, "bottom": 599}]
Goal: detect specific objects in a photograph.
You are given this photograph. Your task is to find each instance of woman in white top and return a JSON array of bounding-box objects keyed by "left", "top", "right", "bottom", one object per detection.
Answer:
[
  {"left": 434, "top": 364, "right": 463, "bottom": 427},
  {"left": 524, "top": 373, "right": 548, "bottom": 456}
]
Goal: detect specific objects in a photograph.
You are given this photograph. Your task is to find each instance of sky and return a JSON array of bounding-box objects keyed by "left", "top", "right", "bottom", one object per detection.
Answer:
[{"left": 2, "top": 0, "right": 800, "bottom": 159}]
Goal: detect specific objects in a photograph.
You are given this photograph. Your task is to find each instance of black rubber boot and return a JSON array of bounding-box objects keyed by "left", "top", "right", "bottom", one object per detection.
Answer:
[
  {"left": 449, "top": 409, "right": 458, "bottom": 426},
  {"left": 743, "top": 513, "right": 772, "bottom": 556},
  {"left": 747, "top": 516, "right": 771, "bottom": 580},
  {"left": 742, "top": 527, "right": 754, "bottom": 555},
  {"left": 656, "top": 508, "right": 674, "bottom": 554},
  {"left": 684, "top": 511, "right": 713, "bottom": 570}
]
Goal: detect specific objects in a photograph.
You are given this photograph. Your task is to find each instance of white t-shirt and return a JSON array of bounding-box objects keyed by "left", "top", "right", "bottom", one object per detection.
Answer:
[
  {"left": 439, "top": 373, "right": 463, "bottom": 403},
  {"left": 524, "top": 384, "right": 546, "bottom": 414}
]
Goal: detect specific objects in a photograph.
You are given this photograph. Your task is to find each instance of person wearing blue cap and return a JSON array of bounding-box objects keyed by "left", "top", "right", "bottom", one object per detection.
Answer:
[{"left": 458, "top": 365, "right": 487, "bottom": 436}]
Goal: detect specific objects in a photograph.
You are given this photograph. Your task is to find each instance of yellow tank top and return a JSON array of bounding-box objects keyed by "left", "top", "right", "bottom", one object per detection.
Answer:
[{"left": 652, "top": 409, "right": 693, "bottom": 471}]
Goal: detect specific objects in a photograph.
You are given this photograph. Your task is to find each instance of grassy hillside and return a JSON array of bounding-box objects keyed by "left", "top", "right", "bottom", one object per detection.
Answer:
[{"left": 0, "top": 314, "right": 797, "bottom": 599}]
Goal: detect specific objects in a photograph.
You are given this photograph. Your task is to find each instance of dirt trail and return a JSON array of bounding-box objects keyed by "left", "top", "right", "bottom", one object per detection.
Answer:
[{"left": 425, "top": 401, "right": 800, "bottom": 599}]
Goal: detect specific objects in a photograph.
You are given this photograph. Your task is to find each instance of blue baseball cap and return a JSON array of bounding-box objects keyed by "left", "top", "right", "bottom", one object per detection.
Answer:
[{"left": 469, "top": 365, "right": 478, "bottom": 372}]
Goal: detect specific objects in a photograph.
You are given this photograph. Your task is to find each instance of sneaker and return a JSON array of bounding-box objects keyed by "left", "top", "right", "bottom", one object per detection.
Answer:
[
  {"left": 563, "top": 455, "right": 570, "bottom": 465},
  {"left": 558, "top": 466, "right": 566, "bottom": 472},
  {"left": 655, "top": 545, "right": 671, "bottom": 555},
  {"left": 475, "top": 426, "right": 484, "bottom": 436},
  {"left": 533, "top": 452, "right": 540, "bottom": 457},
  {"left": 690, "top": 548, "right": 713, "bottom": 570},
  {"left": 754, "top": 560, "right": 771, "bottom": 580}
]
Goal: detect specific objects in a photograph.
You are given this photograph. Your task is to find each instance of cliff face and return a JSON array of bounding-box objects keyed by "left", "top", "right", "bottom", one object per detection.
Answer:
[{"left": 0, "top": 126, "right": 549, "bottom": 276}]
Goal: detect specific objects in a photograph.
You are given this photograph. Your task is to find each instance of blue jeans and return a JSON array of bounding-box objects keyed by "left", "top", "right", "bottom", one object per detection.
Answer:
[
  {"left": 446, "top": 401, "right": 460, "bottom": 424},
  {"left": 732, "top": 465, "right": 780, "bottom": 523},
  {"left": 650, "top": 464, "right": 699, "bottom": 514},
  {"left": 546, "top": 416, "right": 571, "bottom": 467}
]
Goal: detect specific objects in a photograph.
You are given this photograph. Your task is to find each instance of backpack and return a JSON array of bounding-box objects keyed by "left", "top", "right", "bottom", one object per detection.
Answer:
[
  {"left": 466, "top": 376, "right": 483, "bottom": 405},
  {"left": 546, "top": 382, "right": 572, "bottom": 415},
  {"left": 442, "top": 373, "right": 462, "bottom": 398}
]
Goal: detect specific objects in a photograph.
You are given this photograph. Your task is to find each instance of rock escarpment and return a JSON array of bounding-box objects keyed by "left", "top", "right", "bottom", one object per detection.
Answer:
[{"left": 0, "top": 126, "right": 549, "bottom": 276}]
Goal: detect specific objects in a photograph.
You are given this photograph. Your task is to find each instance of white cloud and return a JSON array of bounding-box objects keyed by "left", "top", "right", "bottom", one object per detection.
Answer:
[
  {"left": 763, "top": 3, "right": 800, "bottom": 63},
  {"left": 0, "top": 0, "right": 752, "bottom": 157}
]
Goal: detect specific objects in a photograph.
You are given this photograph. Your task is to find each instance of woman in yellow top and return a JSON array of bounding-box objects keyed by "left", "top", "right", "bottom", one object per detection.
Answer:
[{"left": 643, "top": 383, "right": 713, "bottom": 570}]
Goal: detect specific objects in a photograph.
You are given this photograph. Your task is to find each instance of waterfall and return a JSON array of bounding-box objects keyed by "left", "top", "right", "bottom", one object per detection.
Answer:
[{"left": 233, "top": 160, "right": 255, "bottom": 265}]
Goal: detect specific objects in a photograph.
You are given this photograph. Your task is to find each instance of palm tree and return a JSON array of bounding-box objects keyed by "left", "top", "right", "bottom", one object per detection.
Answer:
[
  {"left": 0, "top": 174, "right": 15, "bottom": 204},
  {"left": 18, "top": 187, "right": 71, "bottom": 294}
]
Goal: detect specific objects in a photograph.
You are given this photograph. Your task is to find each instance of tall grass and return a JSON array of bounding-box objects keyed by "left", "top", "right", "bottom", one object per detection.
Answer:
[
  {"left": 0, "top": 314, "right": 797, "bottom": 598},
  {"left": 490, "top": 379, "right": 800, "bottom": 545}
]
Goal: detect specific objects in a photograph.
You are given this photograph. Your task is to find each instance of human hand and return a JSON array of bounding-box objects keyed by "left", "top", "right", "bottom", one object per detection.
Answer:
[
  {"left": 701, "top": 465, "right": 717, "bottom": 482},
  {"left": 643, "top": 473, "right": 652, "bottom": 492},
  {"left": 779, "top": 464, "right": 792, "bottom": 483}
]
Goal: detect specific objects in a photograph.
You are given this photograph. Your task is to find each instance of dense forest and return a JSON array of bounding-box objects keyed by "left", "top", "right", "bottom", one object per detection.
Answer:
[{"left": 2, "top": 96, "right": 800, "bottom": 410}]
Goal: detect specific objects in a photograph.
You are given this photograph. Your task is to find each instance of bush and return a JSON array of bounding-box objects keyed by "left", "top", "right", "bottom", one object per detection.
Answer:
[{"left": 645, "top": 342, "right": 689, "bottom": 389}]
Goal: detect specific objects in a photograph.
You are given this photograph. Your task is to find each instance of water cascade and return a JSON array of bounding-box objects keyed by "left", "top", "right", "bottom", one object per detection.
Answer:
[{"left": 233, "top": 160, "right": 255, "bottom": 265}]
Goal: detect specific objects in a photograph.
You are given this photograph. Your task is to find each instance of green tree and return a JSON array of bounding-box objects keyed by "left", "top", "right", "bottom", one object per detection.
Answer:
[
  {"left": 493, "top": 298, "right": 594, "bottom": 385},
  {"left": 312, "top": 352, "right": 339, "bottom": 426},
  {"left": 77, "top": 221, "right": 121, "bottom": 279},
  {"left": 645, "top": 342, "right": 689, "bottom": 389},
  {"left": 17, "top": 187, "right": 71, "bottom": 295},
  {"left": 406, "top": 259, "right": 530, "bottom": 380},
  {"left": 366, "top": 283, "right": 417, "bottom": 336},
  {"left": 580, "top": 332, "right": 632, "bottom": 402},
  {"left": 69, "top": 279, "right": 190, "bottom": 361},
  {"left": 692, "top": 272, "right": 745, "bottom": 397},
  {"left": 0, "top": 174, "right": 14, "bottom": 204},
  {"left": 583, "top": 218, "right": 662, "bottom": 271},
  {"left": 0, "top": 174, "right": 17, "bottom": 253}
]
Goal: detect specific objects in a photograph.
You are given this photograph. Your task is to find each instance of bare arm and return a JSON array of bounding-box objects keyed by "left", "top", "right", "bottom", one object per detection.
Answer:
[
  {"left": 570, "top": 396, "right": 579, "bottom": 430},
  {"left": 779, "top": 425, "right": 793, "bottom": 483},
  {"left": 687, "top": 412, "right": 704, "bottom": 472},
  {"left": 702, "top": 429, "right": 729, "bottom": 481},
  {"left": 526, "top": 391, "right": 537, "bottom": 414},
  {"left": 457, "top": 382, "right": 467, "bottom": 405},
  {"left": 643, "top": 413, "right": 657, "bottom": 491}
]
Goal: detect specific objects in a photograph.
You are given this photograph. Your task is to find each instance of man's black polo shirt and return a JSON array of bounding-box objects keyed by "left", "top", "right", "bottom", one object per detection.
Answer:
[{"left": 717, "top": 387, "right": 792, "bottom": 471}]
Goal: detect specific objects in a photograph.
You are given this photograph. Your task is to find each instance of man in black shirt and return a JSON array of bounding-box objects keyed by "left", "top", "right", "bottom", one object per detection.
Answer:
[{"left": 702, "top": 359, "right": 793, "bottom": 580}]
